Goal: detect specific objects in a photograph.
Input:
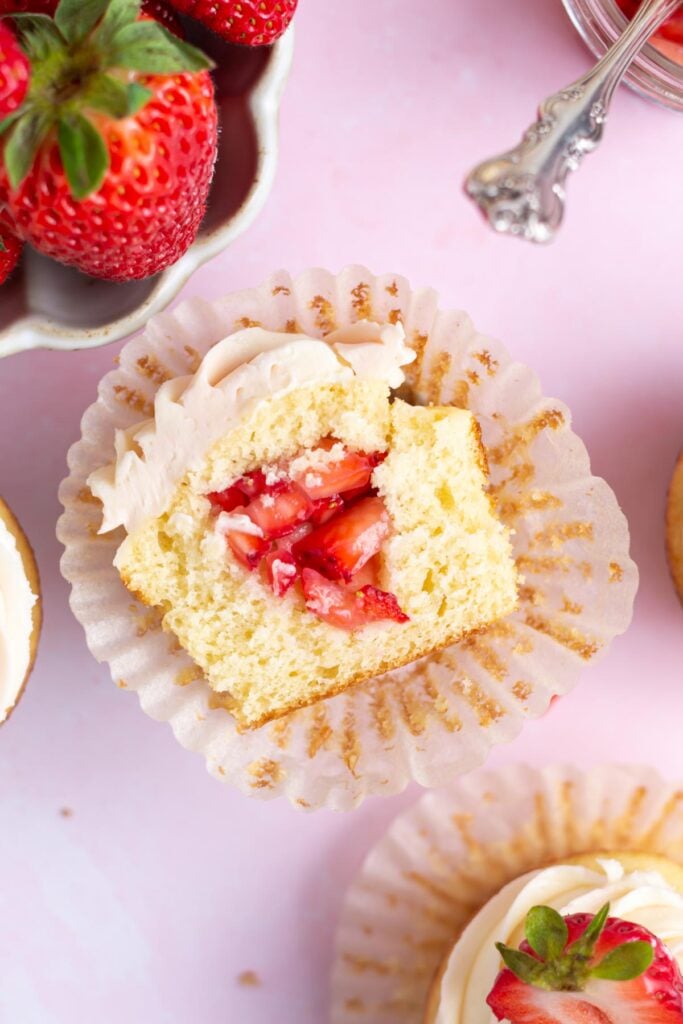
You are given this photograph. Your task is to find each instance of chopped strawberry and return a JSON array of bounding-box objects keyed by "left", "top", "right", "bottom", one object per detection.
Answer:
[
  {"left": 293, "top": 496, "right": 390, "bottom": 582},
  {"left": 227, "top": 530, "right": 268, "bottom": 571},
  {"left": 238, "top": 469, "right": 270, "bottom": 499},
  {"left": 488, "top": 903, "right": 683, "bottom": 1024},
  {"left": 275, "top": 522, "right": 313, "bottom": 552},
  {"left": 310, "top": 495, "right": 345, "bottom": 525},
  {"left": 347, "top": 555, "right": 381, "bottom": 591},
  {"left": 294, "top": 443, "right": 376, "bottom": 501},
  {"left": 208, "top": 485, "right": 245, "bottom": 513},
  {"left": 264, "top": 551, "right": 299, "bottom": 598},
  {"left": 247, "top": 481, "right": 313, "bottom": 541},
  {"left": 301, "top": 569, "right": 408, "bottom": 629}
]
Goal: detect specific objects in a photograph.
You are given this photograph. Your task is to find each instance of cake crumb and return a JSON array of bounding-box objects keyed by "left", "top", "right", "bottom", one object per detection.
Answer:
[
  {"left": 237, "top": 970, "right": 261, "bottom": 988},
  {"left": 59, "top": 807, "right": 73, "bottom": 819}
]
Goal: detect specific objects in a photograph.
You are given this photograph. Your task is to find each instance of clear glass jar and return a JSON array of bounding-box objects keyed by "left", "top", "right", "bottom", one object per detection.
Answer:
[{"left": 562, "top": 0, "right": 683, "bottom": 111}]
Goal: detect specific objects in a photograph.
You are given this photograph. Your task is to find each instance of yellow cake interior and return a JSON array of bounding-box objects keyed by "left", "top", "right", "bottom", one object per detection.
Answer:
[{"left": 116, "top": 379, "right": 518, "bottom": 729}]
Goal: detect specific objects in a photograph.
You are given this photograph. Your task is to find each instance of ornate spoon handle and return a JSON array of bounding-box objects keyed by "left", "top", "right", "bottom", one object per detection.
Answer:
[{"left": 465, "top": 0, "right": 681, "bottom": 243}]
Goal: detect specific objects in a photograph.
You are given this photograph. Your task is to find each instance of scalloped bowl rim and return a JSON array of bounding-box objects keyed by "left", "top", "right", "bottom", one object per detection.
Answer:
[{"left": 0, "top": 29, "right": 294, "bottom": 359}]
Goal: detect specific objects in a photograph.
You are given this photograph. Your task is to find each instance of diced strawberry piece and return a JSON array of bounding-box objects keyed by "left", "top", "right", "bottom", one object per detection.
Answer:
[
  {"left": 208, "top": 485, "right": 245, "bottom": 513},
  {"left": 293, "top": 496, "right": 389, "bottom": 582},
  {"left": 347, "top": 555, "right": 380, "bottom": 591},
  {"left": 264, "top": 551, "right": 299, "bottom": 597},
  {"left": 275, "top": 521, "right": 312, "bottom": 552},
  {"left": 294, "top": 441, "right": 376, "bottom": 501},
  {"left": 247, "top": 481, "right": 313, "bottom": 540},
  {"left": 237, "top": 469, "right": 269, "bottom": 498},
  {"left": 310, "top": 495, "right": 344, "bottom": 525},
  {"left": 301, "top": 569, "right": 408, "bottom": 629},
  {"left": 342, "top": 483, "right": 377, "bottom": 503},
  {"left": 227, "top": 530, "right": 268, "bottom": 571}
]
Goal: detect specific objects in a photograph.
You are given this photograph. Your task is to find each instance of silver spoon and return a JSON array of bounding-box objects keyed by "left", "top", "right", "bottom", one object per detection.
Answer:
[{"left": 465, "top": 0, "right": 682, "bottom": 243}]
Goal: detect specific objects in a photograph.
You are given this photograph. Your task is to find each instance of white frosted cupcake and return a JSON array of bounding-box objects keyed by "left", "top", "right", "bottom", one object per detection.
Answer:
[
  {"left": 0, "top": 498, "right": 41, "bottom": 725},
  {"left": 330, "top": 765, "right": 683, "bottom": 1020}
]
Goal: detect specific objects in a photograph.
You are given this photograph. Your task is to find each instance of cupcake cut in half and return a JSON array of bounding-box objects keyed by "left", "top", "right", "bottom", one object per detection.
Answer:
[
  {"left": 0, "top": 497, "right": 41, "bottom": 725},
  {"left": 90, "top": 322, "right": 518, "bottom": 729}
]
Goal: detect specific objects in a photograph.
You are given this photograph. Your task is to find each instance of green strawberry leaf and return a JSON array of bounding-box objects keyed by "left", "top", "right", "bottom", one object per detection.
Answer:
[
  {"left": 525, "top": 906, "right": 569, "bottom": 963},
  {"left": 496, "top": 944, "right": 551, "bottom": 990},
  {"left": 8, "top": 14, "right": 64, "bottom": 61},
  {"left": 57, "top": 113, "right": 109, "bottom": 200},
  {"left": 5, "top": 111, "right": 49, "bottom": 190},
  {"left": 80, "top": 73, "right": 151, "bottom": 119},
  {"left": 567, "top": 903, "right": 610, "bottom": 960},
  {"left": 126, "top": 81, "right": 152, "bottom": 114},
  {"left": 110, "top": 22, "right": 214, "bottom": 73},
  {"left": 0, "top": 108, "right": 25, "bottom": 137},
  {"left": 93, "top": 0, "right": 142, "bottom": 49},
  {"left": 55, "top": 0, "right": 109, "bottom": 44},
  {"left": 591, "top": 941, "right": 654, "bottom": 982}
]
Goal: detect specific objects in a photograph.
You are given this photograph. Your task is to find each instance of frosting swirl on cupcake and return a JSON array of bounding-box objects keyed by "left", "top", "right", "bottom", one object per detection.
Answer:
[
  {"left": 433, "top": 859, "right": 683, "bottom": 1024},
  {"left": 0, "top": 517, "right": 38, "bottom": 724},
  {"left": 89, "top": 321, "right": 415, "bottom": 535}
]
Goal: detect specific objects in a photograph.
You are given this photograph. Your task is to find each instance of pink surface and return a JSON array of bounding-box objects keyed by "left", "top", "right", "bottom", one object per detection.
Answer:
[{"left": 0, "top": 0, "right": 682, "bottom": 1021}]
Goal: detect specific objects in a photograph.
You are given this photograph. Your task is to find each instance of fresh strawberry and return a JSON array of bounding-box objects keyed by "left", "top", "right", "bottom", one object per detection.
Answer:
[
  {"left": 301, "top": 569, "right": 408, "bottom": 630},
  {"left": 0, "top": 0, "right": 184, "bottom": 34},
  {"left": 166, "top": 0, "right": 297, "bottom": 46},
  {"left": 264, "top": 550, "right": 298, "bottom": 597},
  {"left": 0, "top": 0, "right": 217, "bottom": 281},
  {"left": 237, "top": 469, "right": 271, "bottom": 499},
  {"left": 0, "top": 21, "right": 29, "bottom": 119},
  {"left": 616, "top": 0, "right": 683, "bottom": 44},
  {"left": 227, "top": 528, "right": 268, "bottom": 570},
  {"left": 247, "top": 481, "right": 313, "bottom": 540},
  {"left": 488, "top": 902, "right": 683, "bottom": 1024},
  {"left": 294, "top": 440, "right": 377, "bottom": 502},
  {"left": 309, "top": 495, "right": 344, "bottom": 525},
  {"left": 293, "top": 496, "right": 390, "bottom": 582},
  {"left": 208, "top": 484, "right": 245, "bottom": 513},
  {"left": 0, "top": 222, "right": 21, "bottom": 282}
]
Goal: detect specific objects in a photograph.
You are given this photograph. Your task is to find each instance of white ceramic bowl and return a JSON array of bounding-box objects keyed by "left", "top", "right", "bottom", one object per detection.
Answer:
[{"left": 0, "top": 25, "right": 294, "bottom": 358}]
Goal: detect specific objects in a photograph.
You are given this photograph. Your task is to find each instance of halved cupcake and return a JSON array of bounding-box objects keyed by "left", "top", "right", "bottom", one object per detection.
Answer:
[
  {"left": 0, "top": 497, "right": 41, "bottom": 725},
  {"left": 89, "top": 321, "right": 518, "bottom": 729}
]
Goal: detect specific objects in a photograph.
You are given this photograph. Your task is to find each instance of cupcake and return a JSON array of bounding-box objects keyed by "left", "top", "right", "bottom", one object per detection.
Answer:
[
  {"left": 0, "top": 497, "right": 41, "bottom": 725},
  {"left": 58, "top": 269, "right": 637, "bottom": 809},
  {"left": 87, "top": 321, "right": 518, "bottom": 729},
  {"left": 667, "top": 451, "right": 683, "bottom": 604},
  {"left": 425, "top": 852, "right": 683, "bottom": 1023},
  {"left": 330, "top": 765, "right": 683, "bottom": 1020}
]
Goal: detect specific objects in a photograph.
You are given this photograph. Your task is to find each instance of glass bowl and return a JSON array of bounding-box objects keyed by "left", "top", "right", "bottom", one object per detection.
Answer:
[{"left": 562, "top": 0, "right": 683, "bottom": 111}]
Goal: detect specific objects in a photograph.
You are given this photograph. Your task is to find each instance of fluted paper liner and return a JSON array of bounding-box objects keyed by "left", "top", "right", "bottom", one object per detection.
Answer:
[
  {"left": 57, "top": 267, "right": 637, "bottom": 810},
  {"left": 329, "top": 764, "right": 683, "bottom": 1023}
]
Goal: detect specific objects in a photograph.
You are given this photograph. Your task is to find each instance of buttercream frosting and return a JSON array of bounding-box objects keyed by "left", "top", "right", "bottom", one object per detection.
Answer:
[
  {"left": 0, "top": 517, "right": 38, "bottom": 724},
  {"left": 433, "top": 859, "right": 683, "bottom": 1024},
  {"left": 89, "top": 321, "right": 415, "bottom": 536}
]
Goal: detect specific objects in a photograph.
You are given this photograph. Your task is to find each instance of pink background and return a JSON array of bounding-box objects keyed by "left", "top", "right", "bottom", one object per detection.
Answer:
[{"left": 1, "top": 0, "right": 682, "bottom": 1020}]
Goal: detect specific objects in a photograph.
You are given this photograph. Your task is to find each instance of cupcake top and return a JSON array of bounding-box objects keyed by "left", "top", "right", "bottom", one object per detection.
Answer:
[
  {"left": 89, "top": 321, "right": 415, "bottom": 536},
  {"left": 0, "top": 511, "right": 39, "bottom": 724},
  {"left": 434, "top": 858, "right": 683, "bottom": 1024}
]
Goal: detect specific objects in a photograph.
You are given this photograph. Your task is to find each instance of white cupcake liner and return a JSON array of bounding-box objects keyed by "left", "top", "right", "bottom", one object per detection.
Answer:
[
  {"left": 57, "top": 267, "right": 638, "bottom": 811},
  {"left": 329, "top": 764, "right": 683, "bottom": 1024}
]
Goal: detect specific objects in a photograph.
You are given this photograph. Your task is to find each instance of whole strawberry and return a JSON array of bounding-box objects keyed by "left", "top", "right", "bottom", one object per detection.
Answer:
[
  {"left": 167, "top": 0, "right": 297, "bottom": 46},
  {"left": 0, "top": 0, "right": 218, "bottom": 281},
  {"left": 487, "top": 902, "right": 683, "bottom": 1023},
  {"left": 0, "top": 221, "right": 21, "bottom": 282},
  {"left": 0, "top": 0, "right": 184, "bottom": 37},
  {"left": 0, "top": 20, "right": 29, "bottom": 118}
]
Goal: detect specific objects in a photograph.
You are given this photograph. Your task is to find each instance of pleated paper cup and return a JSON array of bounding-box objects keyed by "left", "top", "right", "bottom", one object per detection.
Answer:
[
  {"left": 57, "top": 267, "right": 638, "bottom": 811},
  {"left": 330, "top": 764, "right": 683, "bottom": 1024}
]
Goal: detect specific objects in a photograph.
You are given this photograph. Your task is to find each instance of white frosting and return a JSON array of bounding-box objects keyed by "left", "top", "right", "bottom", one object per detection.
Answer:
[
  {"left": 434, "top": 859, "right": 683, "bottom": 1024},
  {"left": 89, "top": 322, "right": 415, "bottom": 536},
  {"left": 0, "top": 518, "right": 38, "bottom": 724}
]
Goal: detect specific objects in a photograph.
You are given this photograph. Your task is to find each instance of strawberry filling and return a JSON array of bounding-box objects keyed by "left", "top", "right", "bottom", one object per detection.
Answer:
[
  {"left": 616, "top": 0, "right": 683, "bottom": 46},
  {"left": 207, "top": 438, "right": 408, "bottom": 630}
]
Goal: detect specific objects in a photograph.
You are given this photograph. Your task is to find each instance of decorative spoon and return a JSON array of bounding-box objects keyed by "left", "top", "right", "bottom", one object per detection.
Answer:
[{"left": 465, "top": 0, "right": 682, "bottom": 243}]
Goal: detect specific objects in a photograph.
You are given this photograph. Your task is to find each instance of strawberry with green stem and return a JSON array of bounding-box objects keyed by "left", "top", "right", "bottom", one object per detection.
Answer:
[
  {"left": 0, "top": 0, "right": 218, "bottom": 281},
  {"left": 0, "top": 220, "right": 21, "bottom": 281},
  {"left": 487, "top": 901, "right": 683, "bottom": 1023},
  {"left": 0, "top": 19, "right": 29, "bottom": 117}
]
